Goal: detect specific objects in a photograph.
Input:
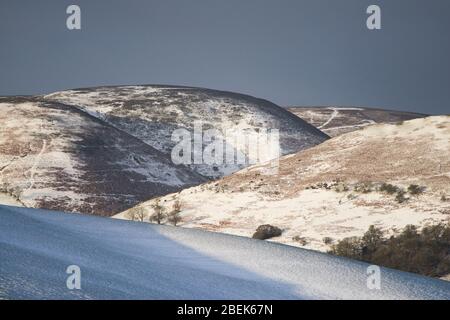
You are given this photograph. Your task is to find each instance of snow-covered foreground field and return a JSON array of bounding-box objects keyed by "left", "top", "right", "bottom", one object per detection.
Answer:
[{"left": 1, "top": 205, "right": 449, "bottom": 300}]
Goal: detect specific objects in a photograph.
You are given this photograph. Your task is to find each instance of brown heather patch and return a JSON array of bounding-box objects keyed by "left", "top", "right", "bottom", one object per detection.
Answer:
[{"left": 215, "top": 118, "right": 449, "bottom": 199}]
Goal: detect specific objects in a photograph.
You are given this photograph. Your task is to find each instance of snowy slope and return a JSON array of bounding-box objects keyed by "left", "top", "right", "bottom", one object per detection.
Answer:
[
  {"left": 45, "top": 85, "right": 329, "bottom": 178},
  {"left": 288, "top": 106, "right": 426, "bottom": 137},
  {"left": 0, "top": 97, "right": 205, "bottom": 215},
  {"left": 1, "top": 86, "right": 329, "bottom": 215},
  {"left": 116, "top": 116, "right": 450, "bottom": 251},
  {"left": 0, "top": 205, "right": 449, "bottom": 300}
]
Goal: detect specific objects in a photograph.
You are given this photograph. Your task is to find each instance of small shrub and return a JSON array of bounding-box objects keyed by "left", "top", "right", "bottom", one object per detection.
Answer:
[
  {"left": 328, "top": 237, "right": 362, "bottom": 260},
  {"left": 252, "top": 225, "right": 282, "bottom": 240},
  {"left": 361, "top": 225, "right": 384, "bottom": 257},
  {"left": 379, "top": 183, "right": 398, "bottom": 195},
  {"left": 323, "top": 237, "right": 334, "bottom": 245},
  {"left": 408, "top": 184, "right": 425, "bottom": 195},
  {"left": 440, "top": 194, "right": 447, "bottom": 202},
  {"left": 292, "top": 236, "right": 309, "bottom": 246}
]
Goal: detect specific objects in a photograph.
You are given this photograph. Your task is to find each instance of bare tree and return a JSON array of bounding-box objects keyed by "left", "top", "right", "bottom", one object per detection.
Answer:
[
  {"left": 150, "top": 199, "right": 166, "bottom": 224},
  {"left": 126, "top": 206, "right": 146, "bottom": 222},
  {"left": 167, "top": 200, "right": 182, "bottom": 226}
]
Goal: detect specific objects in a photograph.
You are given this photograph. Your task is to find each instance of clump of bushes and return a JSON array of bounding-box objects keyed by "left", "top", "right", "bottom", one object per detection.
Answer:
[
  {"left": 252, "top": 224, "right": 282, "bottom": 240},
  {"left": 328, "top": 224, "right": 450, "bottom": 278},
  {"left": 353, "top": 182, "right": 373, "bottom": 193},
  {"left": 378, "top": 183, "right": 427, "bottom": 203},
  {"left": 328, "top": 236, "right": 363, "bottom": 260},
  {"left": 408, "top": 184, "right": 425, "bottom": 195},
  {"left": 379, "top": 183, "right": 399, "bottom": 195},
  {"left": 307, "top": 180, "right": 342, "bottom": 191}
]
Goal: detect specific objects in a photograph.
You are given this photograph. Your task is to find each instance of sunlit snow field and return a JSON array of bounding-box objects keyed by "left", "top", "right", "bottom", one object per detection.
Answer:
[{"left": 1, "top": 205, "right": 449, "bottom": 300}]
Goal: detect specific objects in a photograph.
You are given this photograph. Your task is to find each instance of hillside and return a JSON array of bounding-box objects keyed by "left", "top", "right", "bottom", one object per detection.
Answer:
[
  {"left": 1, "top": 205, "right": 449, "bottom": 299},
  {"left": 116, "top": 116, "right": 450, "bottom": 251},
  {"left": 0, "top": 86, "right": 328, "bottom": 214},
  {"left": 45, "top": 85, "right": 329, "bottom": 178},
  {"left": 0, "top": 97, "right": 205, "bottom": 215},
  {"left": 287, "top": 107, "right": 426, "bottom": 137}
]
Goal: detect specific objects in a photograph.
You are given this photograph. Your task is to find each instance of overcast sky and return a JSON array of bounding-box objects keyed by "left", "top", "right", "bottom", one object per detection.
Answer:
[{"left": 1, "top": 0, "right": 449, "bottom": 114}]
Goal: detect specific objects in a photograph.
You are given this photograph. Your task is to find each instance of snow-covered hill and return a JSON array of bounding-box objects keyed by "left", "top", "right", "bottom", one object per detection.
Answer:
[
  {"left": 45, "top": 85, "right": 329, "bottom": 178},
  {"left": 1, "top": 205, "right": 449, "bottom": 300},
  {"left": 0, "top": 86, "right": 328, "bottom": 214},
  {"left": 0, "top": 97, "right": 205, "bottom": 215},
  {"left": 0, "top": 86, "right": 329, "bottom": 215},
  {"left": 116, "top": 116, "right": 450, "bottom": 251},
  {"left": 288, "top": 106, "right": 426, "bottom": 137}
]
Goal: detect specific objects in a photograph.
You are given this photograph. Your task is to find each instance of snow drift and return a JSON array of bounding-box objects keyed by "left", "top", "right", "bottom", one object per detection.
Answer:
[{"left": 1, "top": 205, "right": 449, "bottom": 300}]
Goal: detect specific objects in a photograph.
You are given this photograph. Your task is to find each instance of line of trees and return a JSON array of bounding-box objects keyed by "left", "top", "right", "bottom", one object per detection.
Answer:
[
  {"left": 126, "top": 199, "right": 183, "bottom": 226},
  {"left": 328, "top": 224, "right": 450, "bottom": 278}
]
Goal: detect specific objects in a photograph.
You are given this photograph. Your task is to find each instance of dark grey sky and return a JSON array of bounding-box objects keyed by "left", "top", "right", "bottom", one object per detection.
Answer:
[{"left": 1, "top": 0, "right": 449, "bottom": 114}]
